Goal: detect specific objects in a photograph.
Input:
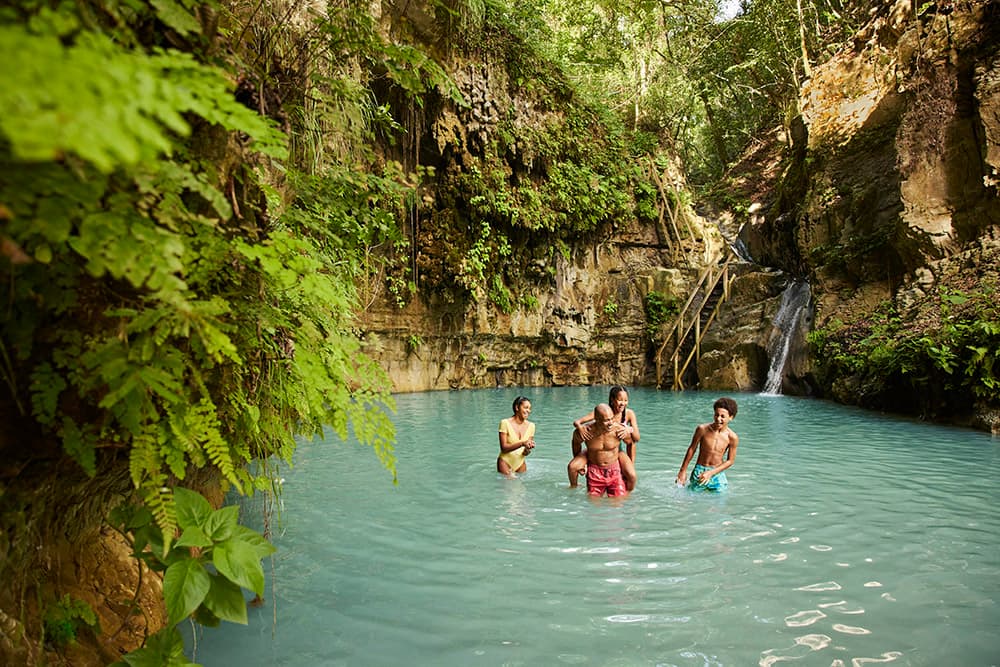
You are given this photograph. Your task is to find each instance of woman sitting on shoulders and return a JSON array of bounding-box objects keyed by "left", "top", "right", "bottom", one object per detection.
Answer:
[
  {"left": 567, "top": 386, "right": 639, "bottom": 490},
  {"left": 498, "top": 396, "right": 536, "bottom": 477}
]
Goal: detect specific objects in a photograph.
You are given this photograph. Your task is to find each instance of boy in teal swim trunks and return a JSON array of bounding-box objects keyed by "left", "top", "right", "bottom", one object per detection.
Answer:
[{"left": 675, "top": 397, "right": 739, "bottom": 492}]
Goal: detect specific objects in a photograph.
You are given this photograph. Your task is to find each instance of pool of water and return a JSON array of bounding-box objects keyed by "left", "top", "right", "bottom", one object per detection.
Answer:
[{"left": 185, "top": 388, "right": 1000, "bottom": 666}]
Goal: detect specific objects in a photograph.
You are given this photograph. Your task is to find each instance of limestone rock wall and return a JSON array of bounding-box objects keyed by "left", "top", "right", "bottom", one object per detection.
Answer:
[
  {"left": 750, "top": 0, "right": 1000, "bottom": 295},
  {"left": 363, "top": 240, "right": 685, "bottom": 392},
  {"left": 741, "top": 0, "right": 1000, "bottom": 428}
]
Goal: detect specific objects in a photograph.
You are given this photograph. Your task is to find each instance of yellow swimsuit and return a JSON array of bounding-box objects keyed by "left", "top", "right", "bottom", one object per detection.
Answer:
[{"left": 498, "top": 418, "right": 535, "bottom": 471}]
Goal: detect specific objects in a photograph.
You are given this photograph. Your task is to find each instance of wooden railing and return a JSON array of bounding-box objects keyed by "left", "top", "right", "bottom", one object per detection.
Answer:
[{"left": 655, "top": 250, "right": 737, "bottom": 390}]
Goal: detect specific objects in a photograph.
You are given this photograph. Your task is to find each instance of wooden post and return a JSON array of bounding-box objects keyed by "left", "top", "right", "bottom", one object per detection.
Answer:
[{"left": 695, "top": 316, "right": 701, "bottom": 365}]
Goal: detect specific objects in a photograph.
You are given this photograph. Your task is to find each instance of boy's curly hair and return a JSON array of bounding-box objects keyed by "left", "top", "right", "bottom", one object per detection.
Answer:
[{"left": 714, "top": 397, "right": 738, "bottom": 417}]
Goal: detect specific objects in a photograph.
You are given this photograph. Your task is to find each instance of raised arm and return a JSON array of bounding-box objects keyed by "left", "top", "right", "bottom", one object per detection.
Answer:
[
  {"left": 572, "top": 411, "right": 596, "bottom": 434},
  {"left": 571, "top": 411, "right": 597, "bottom": 454},
  {"left": 625, "top": 409, "right": 640, "bottom": 443}
]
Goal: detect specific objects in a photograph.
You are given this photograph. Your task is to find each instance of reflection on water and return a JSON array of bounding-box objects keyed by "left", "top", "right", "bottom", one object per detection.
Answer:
[{"left": 186, "top": 389, "right": 1000, "bottom": 666}]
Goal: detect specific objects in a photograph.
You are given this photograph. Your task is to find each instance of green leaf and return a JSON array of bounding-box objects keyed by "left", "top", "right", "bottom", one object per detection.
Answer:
[
  {"left": 203, "top": 504, "right": 239, "bottom": 542},
  {"left": 231, "top": 525, "right": 277, "bottom": 560},
  {"left": 191, "top": 603, "right": 221, "bottom": 628},
  {"left": 60, "top": 417, "right": 96, "bottom": 476},
  {"left": 119, "top": 626, "right": 199, "bottom": 667},
  {"left": 202, "top": 573, "right": 249, "bottom": 624},
  {"left": 149, "top": 0, "right": 202, "bottom": 36},
  {"left": 175, "top": 526, "right": 211, "bottom": 549},
  {"left": 163, "top": 558, "right": 211, "bottom": 626},
  {"left": 212, "top": 538, "right": 266, "bottom": 595},
  {"left": 173, "top": 487, "right": 213, "bottom": 530},
  {"left": 29, "top": 362, "right": 66, "bottom": 426}
]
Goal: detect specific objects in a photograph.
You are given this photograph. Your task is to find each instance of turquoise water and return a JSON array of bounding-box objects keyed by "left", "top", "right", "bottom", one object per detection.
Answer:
[{"left": 186, "top": 388, "right": 1000, "bottom": 666}]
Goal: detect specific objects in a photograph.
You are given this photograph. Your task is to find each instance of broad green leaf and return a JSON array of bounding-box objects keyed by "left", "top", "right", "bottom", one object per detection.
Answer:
[
  {"left": 202, "top": 573, "right": 249, "bottom": 624},
  {"left": 128, "top": 507, "right": 155, "bottom": 530},
  {"left": 163, "top": 558, "right": 211, "bottom": 626},
  {"left": 203, "top": 504, "right": 239, "bottom": 542},
  {"left": 191, "top": 603, "right": 221, "bottom": 628},
  {"left": 175, "top": 526, "right": 211, "bottom": 549},
  {"left": 119, "top": 626, "right": 199, "bottom": 667},
  {"left": 212, "top": 538, "right": 266, "bottom": 595},
  {"left": 232, "top": 524, "right": 278, "bottom": 560},
  {"left": 173, "top": 487, "right": 213, "bottom": 530},
  {"left": 149, "top": 0, "right": 202, "bottom": 36}
]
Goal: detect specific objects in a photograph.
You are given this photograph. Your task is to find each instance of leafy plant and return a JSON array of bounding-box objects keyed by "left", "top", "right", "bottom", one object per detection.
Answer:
[
  {"left": 109, "top": 488, "right": 274, "bottom": 638},
  {"left": 43, "top": 595, "right": 101, "bottom": 649},
  {"left": 808, "top": 287, "right": 1000, "bottom": 413},
  {"left": 0, "top": 0, "right": 426, "bottom": 663},
  {"left": 644, "top": 291, "right": 680, "bottom": 339}
]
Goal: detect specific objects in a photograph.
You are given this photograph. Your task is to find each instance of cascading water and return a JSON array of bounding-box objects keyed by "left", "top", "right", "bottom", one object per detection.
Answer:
[{"left": 762, "top": 280, "right": 811, "bottom": 395}]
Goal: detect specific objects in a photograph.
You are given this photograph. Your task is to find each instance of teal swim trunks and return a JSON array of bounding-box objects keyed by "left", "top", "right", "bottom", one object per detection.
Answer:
[{"left": 689, "top": 464, "right": 728, "bottom": 492}]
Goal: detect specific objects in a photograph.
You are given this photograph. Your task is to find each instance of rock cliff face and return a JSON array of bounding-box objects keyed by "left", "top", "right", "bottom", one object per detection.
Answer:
[
  {"left": 741, "top": 0, "right": 1000, "bottom": 428},
  {"left": 362, "top": 11, "right": 745, "bottom": 393},
  {"left": 366, "top": 1, "right": 999, "bottom": 435},
  {"left": 362, "top": 221, "right": 728, "bottom": 392}
]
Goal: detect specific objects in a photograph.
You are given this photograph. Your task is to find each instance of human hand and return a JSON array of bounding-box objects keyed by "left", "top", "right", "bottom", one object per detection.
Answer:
[
  {"left": 697, "top": 469, "right": 714, "bottom": 483},
  {"left": 611, "top": 423, "right": 629, "bottom": 439},
  {"left": 577, "top": 423, "right": 594, "bottom": 440},
  {"left": 675, "top": 474, "right": 687, "bottom": 485}
]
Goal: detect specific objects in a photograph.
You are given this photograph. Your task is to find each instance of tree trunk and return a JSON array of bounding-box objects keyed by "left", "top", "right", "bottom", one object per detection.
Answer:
[
  {"left": 797, "top": 0, "right": 813, "bottom": 79},
  {"left": 698, "top": 89, "right": 729, "bottom": 170}
]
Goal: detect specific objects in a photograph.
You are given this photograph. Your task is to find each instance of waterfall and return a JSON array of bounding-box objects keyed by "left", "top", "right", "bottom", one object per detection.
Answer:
[
  {"left": 729, "top": 236, "right": 753, "bottom": 262},
  {"left": 762, "top": 280, "right": 811, "bottom": 395}
]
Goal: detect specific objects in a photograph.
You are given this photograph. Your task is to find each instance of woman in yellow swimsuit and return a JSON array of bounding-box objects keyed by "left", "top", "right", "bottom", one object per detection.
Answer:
[{"left": 497, "top": 396, "right": 536, "bottom": 476}]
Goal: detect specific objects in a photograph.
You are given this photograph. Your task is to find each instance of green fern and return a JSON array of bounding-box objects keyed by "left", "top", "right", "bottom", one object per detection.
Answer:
[
  {"left": 29, "top": 362, "right": 66, "bottom": 426},
  {"left": 141, "top": 480, "right": 177, "bottom": 555},
  {"left": 129, "top": 432, "right": 164, "bottom": 490}
]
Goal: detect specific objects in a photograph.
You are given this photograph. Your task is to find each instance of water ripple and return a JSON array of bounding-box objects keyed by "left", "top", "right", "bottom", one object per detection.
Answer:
[
  {"left": 796, "top": 581, "right": 843, "bottom": 592},
  {"left": 785, "top": 610, "right": 826, "bottom": 627},
  {"left": 185, "top": 388, "right": 1000, "bottom": 667},
  {"left": 832, "top": 623, "right": 871, "bottom": 635}
]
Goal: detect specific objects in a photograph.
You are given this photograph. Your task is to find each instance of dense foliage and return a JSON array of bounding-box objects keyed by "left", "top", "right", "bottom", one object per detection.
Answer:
[
  {"left": 809, "top": 284, "right": 1000, "bottom": 416},
  {"left": 520, "top": 0, "right": 870, "bottom": 182},
  {"left": 406, "top": 2, "right": 678, "bottom": 310},
  {"left": 0, "top": 0, "right": 458, "bottom": 662}
]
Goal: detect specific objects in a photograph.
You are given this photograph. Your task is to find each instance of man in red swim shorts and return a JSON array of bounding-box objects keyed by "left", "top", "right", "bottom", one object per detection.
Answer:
[{"left": 583, "top": 403, "right": 628, "bottom": 497}]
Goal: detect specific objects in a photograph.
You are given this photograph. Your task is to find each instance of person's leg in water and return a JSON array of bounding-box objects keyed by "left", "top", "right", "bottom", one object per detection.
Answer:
[
  {"left": 618, "top": 450, "right": 636, "bottom": 491},
  {"left": 568, "top": 429, "right": 587, "bottom": 486},
  {"left": 498, "top": 456, "right": 526, "bottom": 477}
]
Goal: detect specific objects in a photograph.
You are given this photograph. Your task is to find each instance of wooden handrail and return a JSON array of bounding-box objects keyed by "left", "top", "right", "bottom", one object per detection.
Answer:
[
  {"left": 655, "top": 249, "right": 737, "bottom": 389},
  {"left": 672, "top": 267, "right": 732, "bottom": 389}
]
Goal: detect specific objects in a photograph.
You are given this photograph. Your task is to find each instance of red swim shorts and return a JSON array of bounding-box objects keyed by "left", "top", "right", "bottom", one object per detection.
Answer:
[{"left": 586, "top": 461, "right": 626, "bottom": 497}]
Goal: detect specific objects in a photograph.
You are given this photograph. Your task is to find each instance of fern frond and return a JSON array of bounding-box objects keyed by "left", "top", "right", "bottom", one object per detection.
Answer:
[
  {"left": 129, "top": 430, "right": 163, "bottom": 488},
  {"left": 141, "top": 479, "right": 176, "bottom": 555}
]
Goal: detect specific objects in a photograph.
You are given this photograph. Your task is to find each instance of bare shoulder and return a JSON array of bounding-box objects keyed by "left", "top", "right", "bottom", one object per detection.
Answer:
[{"left": 727, "top": 428, "right": 739, "bottom": 444}]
